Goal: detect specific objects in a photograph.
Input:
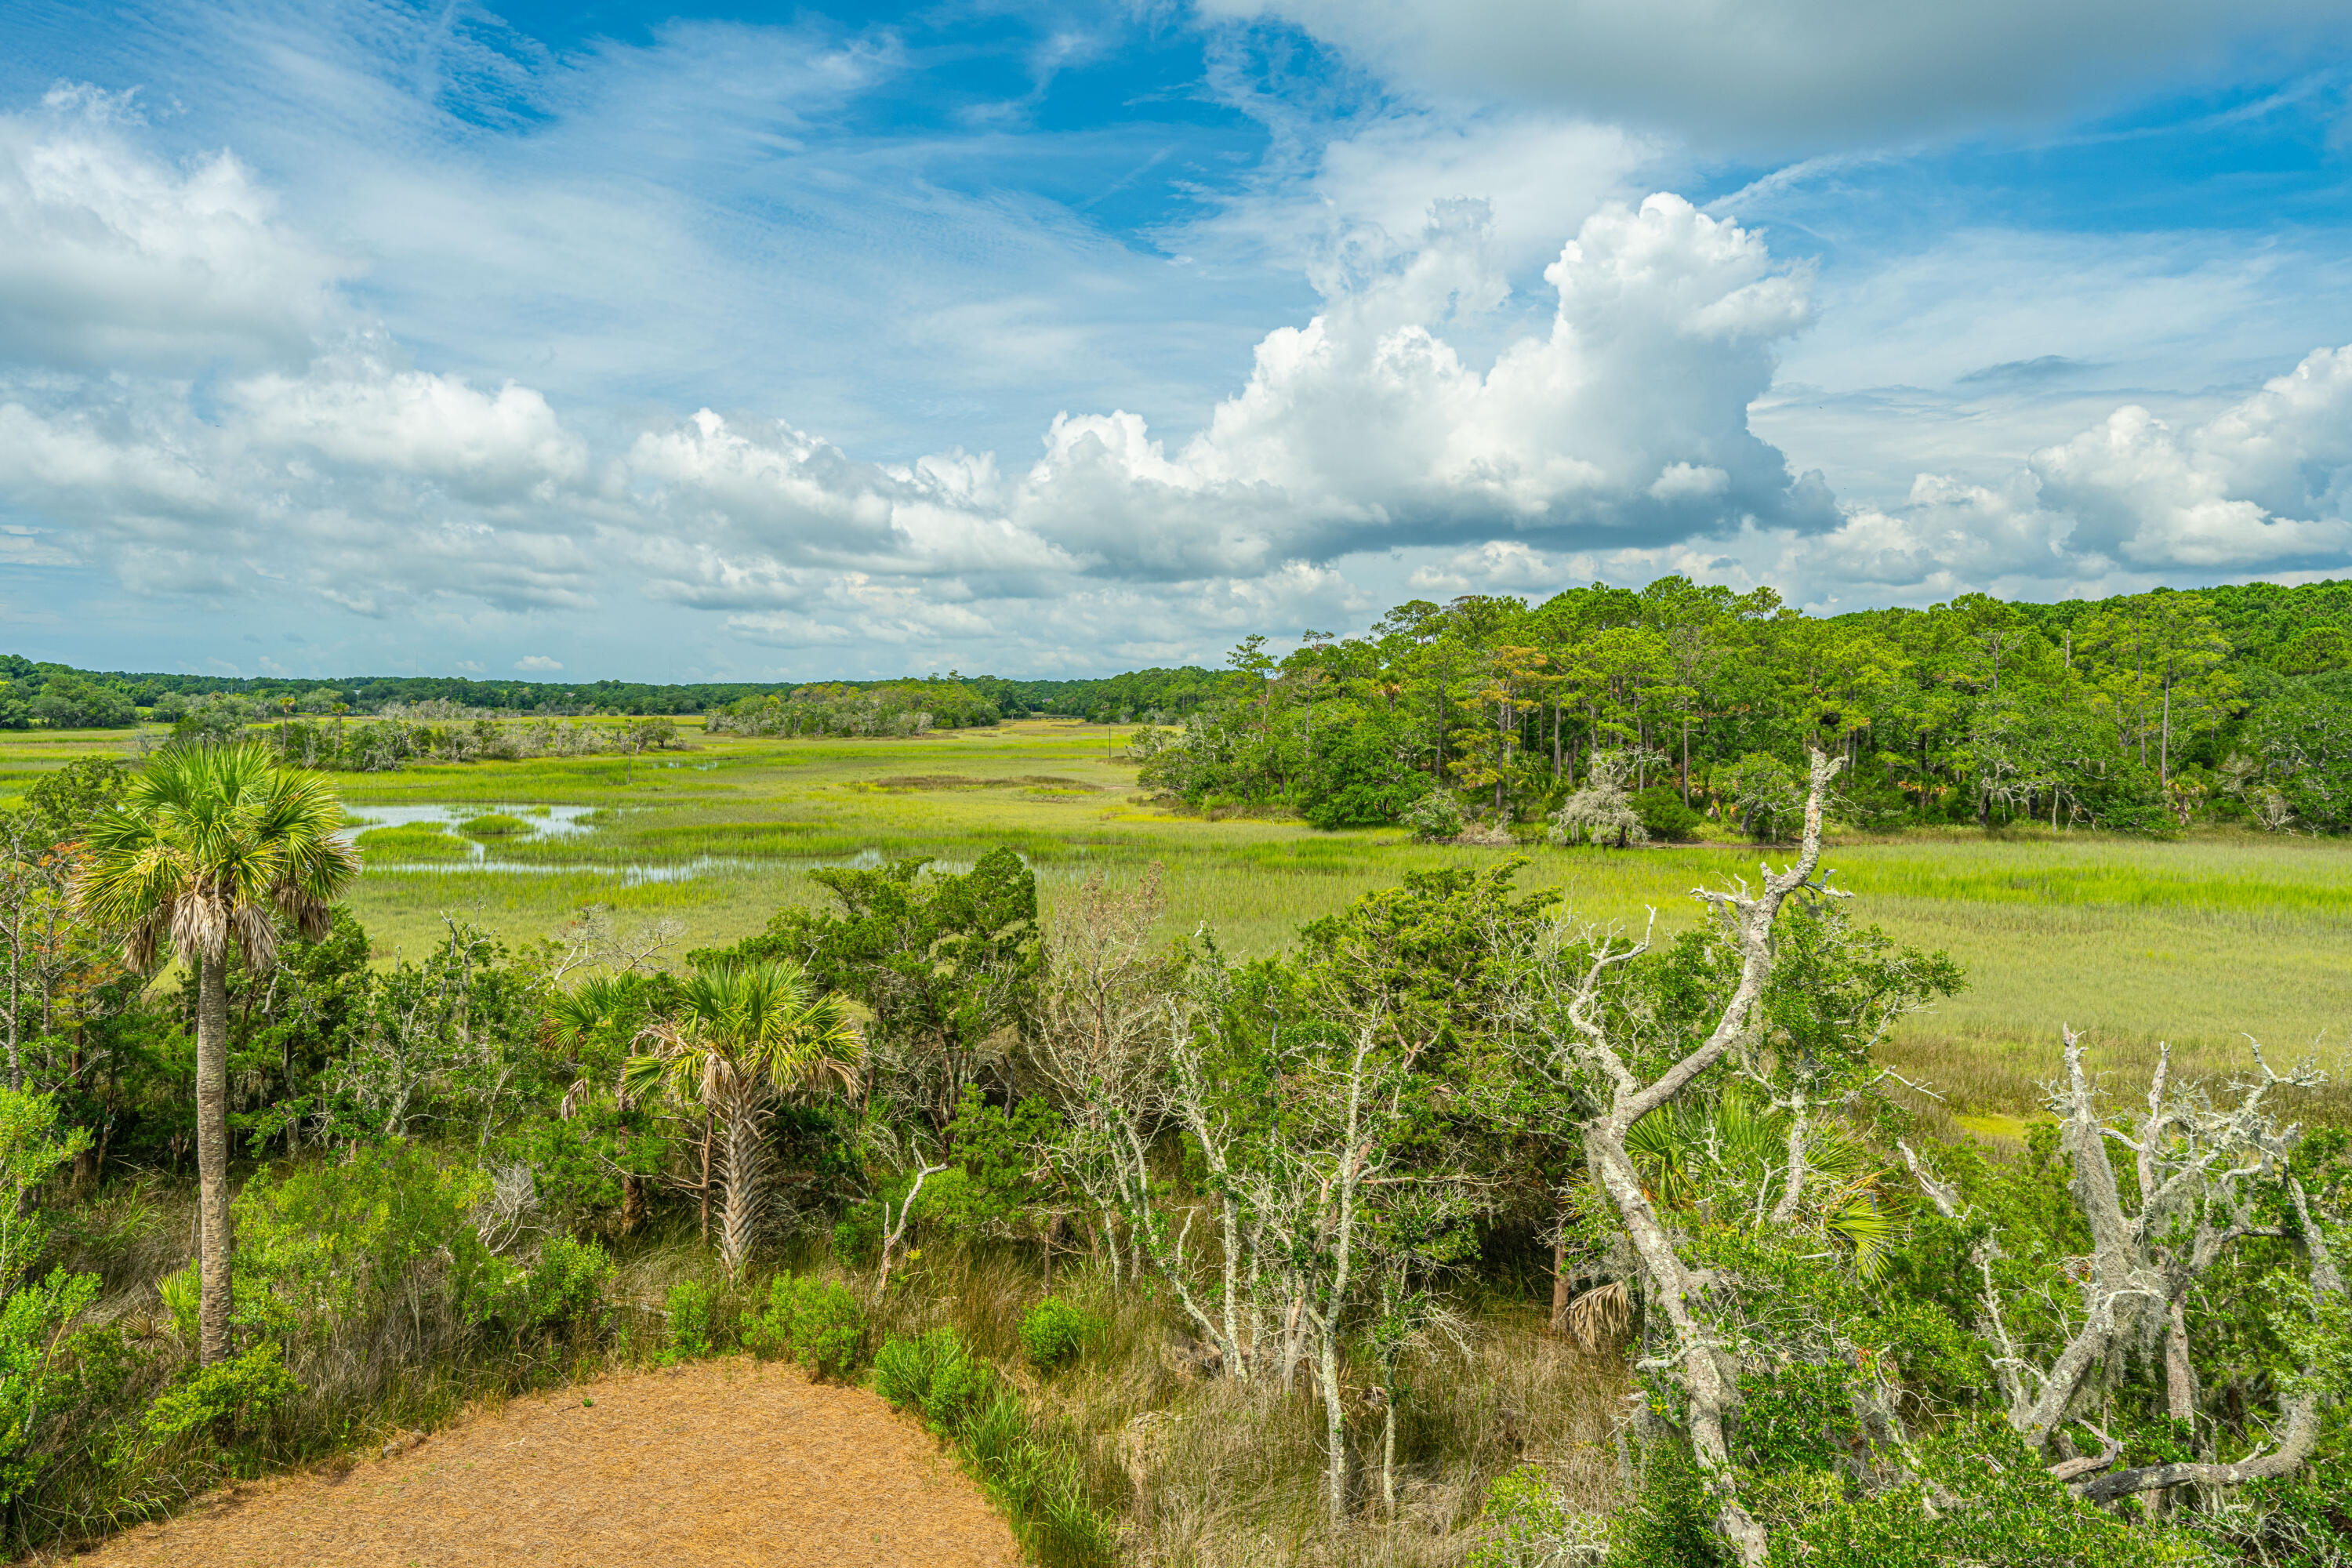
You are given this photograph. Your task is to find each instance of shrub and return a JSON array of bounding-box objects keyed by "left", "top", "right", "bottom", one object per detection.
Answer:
[
  {"left": 1401, "top": 791, "right": 1467, "bottom": 842},
  {"left": 743, "top": 1283, "right": 791, "bottom": 1360},
  {"left": 1018, "top": 1296, "right": 1100, "bottom": 1374},
  {"left": 871, "top": 1332, "right": 932, "bottom": 1412},
  {"left": 662, "top": 1278, "right": 728, "bottom": 1360},
  {"left": 1469, "top": 1465, "right": 1606, "bottom": 1568},
  {"left": 1769, "top": 1415, "right": 2198, "bottom": 1567},
  {"left": 1606, "top": 1444, "right": 1721, "bottom": 1568},
  {"left": 874, "top": 1328, "right": 991, "bottom": 1437},
  {"left": 234, "top": 1144, "right": 503, "bottom": 1334},
  {"left": 1632, "top": 786, "right": 1704, "bottom": 842},
  {"left": 0, "top": 1268, "right": 102, "bottom": 1504},
  {"left": 0, "top": 1089, "right": 104, "bottom": 1507},
  {"left": 746, "top": 1275, "right": 866, "bottom": 1378},
  {"left": 499, "top": 1236, "right": 612, "bottom": 1334},
  {"left": 141, "top": 1342, "right": 297, "bottom": 1443},
  {"left": 832, "top": 1203, "right": 884, "bottom": 1269}
]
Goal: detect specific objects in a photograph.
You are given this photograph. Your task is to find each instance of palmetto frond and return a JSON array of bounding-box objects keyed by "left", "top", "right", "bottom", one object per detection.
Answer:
[
  {"left": 1625, "top": 1085, "right": 1784, "bottom": 1207},
  {"left": 1624, "top": 1084, "right": 1911, "bottom": 1276},
  {"left": 1565, "top": 1280, "right": 1632, "bottom": 1352},
  {"left": 1823, "top": 1178, "right": 1901, "bottom": 1280},
  {"left": 1625, "top": 1107, "right": 1697, "bottom": 1208},
  {"left": 550, "top": 973, "right": 650, "bottom": 1056},
  {"left": 624, "top": 960, "right": 863, "bottom": 1112},
  {"left": 73, "top": 742, "right": 360, "bottom": 972}
]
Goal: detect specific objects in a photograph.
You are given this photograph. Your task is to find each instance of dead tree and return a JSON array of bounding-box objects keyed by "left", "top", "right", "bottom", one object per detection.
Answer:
[
  {"left": 1932, "top": 1033, "right": 2343, "bottom": 1496},
  {"left": 2074, "top": 1176, "right": 2341, "bottom": 1501},
  {"left": 1533, "top": 748, "right": 1844, "bottom": 1568},
  {"left": 1029, "top": 866, "right": 1178, "bottom": 1286}
]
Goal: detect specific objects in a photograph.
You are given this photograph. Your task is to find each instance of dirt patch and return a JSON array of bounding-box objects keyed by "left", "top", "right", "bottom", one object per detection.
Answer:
[
  {"left": 866, "top": 774, "right": 1102, "bottom": 793},
  {"left": 71, "top": 1359, "right": 1018, "bottom": 1568}
]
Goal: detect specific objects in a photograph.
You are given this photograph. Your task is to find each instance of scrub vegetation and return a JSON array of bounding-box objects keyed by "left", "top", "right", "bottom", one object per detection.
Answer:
[{"left": 0, "top": 624, "right": 2347, "bottom": 1563}]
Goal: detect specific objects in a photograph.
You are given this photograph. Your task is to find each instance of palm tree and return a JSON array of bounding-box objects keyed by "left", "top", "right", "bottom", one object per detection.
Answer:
[
  {"left": 73, "top": 742, "right": 358, "bottom": 1364},
  {"left": 547, "top": 973, "right": 660, "bottom": 1232},
  {"left": 626, "top": 961, "right": 862, "bottom": 1276}
]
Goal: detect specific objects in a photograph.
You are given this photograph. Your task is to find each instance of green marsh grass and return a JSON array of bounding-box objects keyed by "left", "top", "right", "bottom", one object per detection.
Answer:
[{"left": 6, "top": 720, "right": 2345, "bottom": 1122}]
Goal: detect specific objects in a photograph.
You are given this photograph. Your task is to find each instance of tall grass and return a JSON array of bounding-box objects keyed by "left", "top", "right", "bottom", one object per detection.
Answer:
[{"left": 777, "top": 1239, "right": 1626, "bottom": 1568}]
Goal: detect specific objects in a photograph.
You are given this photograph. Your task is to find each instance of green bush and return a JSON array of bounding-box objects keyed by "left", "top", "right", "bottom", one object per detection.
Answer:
[
  {"left": 874, "top": 1327, "right": 992, "bottom": 1437},
  {"left": 745, "top": 1274, "right": 866, "bottom": 1378},
  {"left": 662, "top": 1278, "right": 728, "bottom": 1359},
  {"left": 1017, "top": 1296, "right": 1100, "bottom": 1374},
  {"left": 141, "top": 1341, "right": 297, "bottom": 1443},
  {"left": 1607, "top": 1444, "right": 1724, "bottom": 1568},
  {"left": 871, "top": 1331, "right": 932, "bottom": 1412},
  {"left": 500, "top": 1236, "right": 612, "bottom": 1334},
  {"left": 1470, "top": 1465, "right": 1606, "bottom": 1568},
  {"left": 2188, "top": 1462, "right": 2352, "bottom": 1563},
  {"left": 0, "top": 1088, "right": 103, "bottom": 1508},
  {"left": 1632, "top": 786, "right": 1705, "bottom": 842},
  {"left": 1763, "top": 1417, "right": 2197, "bottom": 1568},
  {"left": 234, "top": 1144, "right": 502, "bottom": 1334},
  {"left": 458, "top": 813, "right": 532, "bottom": 838},
  {"left": 222, "top": 1147, "right": 611, "bottom": 1350},
  {"left": 832, "top": 1204, "right": 884, "bottom": 1269},
  {"left": 0, "top": 1268, "right": 102, "bottom": 1505},
  {"left": 1401, "top": 791, "right": 1467, "bottom": 843}
]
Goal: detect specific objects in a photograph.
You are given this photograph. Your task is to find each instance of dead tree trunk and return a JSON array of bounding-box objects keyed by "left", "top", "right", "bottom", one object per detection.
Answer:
[{"left": 1542, "top": 747, "right": 1844, "bottom": 1568}]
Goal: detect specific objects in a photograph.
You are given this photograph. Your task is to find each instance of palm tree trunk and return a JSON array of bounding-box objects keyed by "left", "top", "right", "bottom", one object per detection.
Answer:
[
  {"left": 719, "top": 1087, "right": 766, "bottom": 1277},
  {"left": 196, "top": 949, "right": 234, "bottom": 1367},
  {"left": 699, "top": 1110, "right": 713, "bottom": 1243},
  {"left": 620, "top": 1174, "right": 644, "bottom": 1234}
]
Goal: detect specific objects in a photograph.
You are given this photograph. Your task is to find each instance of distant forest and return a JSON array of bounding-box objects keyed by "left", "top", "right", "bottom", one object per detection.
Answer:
[
  {"left": 1126, "top": 575, "right": 2352, "bottom": 837},
  {"left": 0, "top": 656, "right": 1229, "bottom": 729},
  {"left": 10, "top": 576, "right": 2352, "bottom": 830}
]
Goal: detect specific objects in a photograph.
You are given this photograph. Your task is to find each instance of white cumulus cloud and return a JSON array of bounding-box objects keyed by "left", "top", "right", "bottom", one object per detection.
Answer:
[
  {"left": 1004, "top": 194, "right": 1828, "bottom": 576},
  {"left": 0, "top": 86, "right": 351, "bottom": 372},
  {"left": 230, "top": 354, "right": 590, "bottom": 500}
]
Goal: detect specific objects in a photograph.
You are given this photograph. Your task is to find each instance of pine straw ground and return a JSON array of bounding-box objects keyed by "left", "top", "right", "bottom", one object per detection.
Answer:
[{"left": 52, "top": 1358, "right": 1018, "bottom": 1568}]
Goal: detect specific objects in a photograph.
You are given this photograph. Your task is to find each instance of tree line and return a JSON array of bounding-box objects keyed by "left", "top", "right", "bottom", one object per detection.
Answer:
[
  {"left": 1129, "top": 577, "right": 2352, "bottom": 837},
  {"left": 0, "top": 743, "right": 2341, "bottom": 1562},
  {"left": 0, "top": 659, "right": 1221, "bottom": 730}
]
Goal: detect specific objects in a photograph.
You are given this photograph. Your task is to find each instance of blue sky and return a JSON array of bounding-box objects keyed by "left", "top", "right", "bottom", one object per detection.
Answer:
[{"left": 2, "top": 0, "right": 2349, "bottom": 681}]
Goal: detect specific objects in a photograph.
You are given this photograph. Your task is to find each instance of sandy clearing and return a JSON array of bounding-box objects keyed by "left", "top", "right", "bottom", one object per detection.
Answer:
[{"left": 70, "top": 1358, "right": 1019, "bottom": 1568}]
